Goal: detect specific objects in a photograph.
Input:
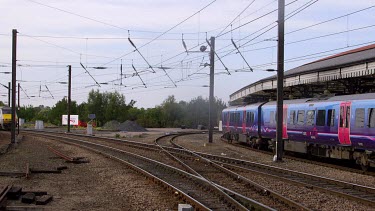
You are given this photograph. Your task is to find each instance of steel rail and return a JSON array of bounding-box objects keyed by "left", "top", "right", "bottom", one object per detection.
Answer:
[
  {"left": 167, "top": 135, "right": 311, "bottom": 211},
  {"left": 221, "top": 137, "right": 375, "bottom": 176},
  {"left": 155, "top": 134, "right": 276, "bottom": 210},
  {"left": 169, "top": 136, "right": 375, "bottom": 207},
  {"left": 26, "top": 131, "right": 249, "bottom": 210},
  {"left": 25, "top": 130, "right": 375, "bottom": 207}
]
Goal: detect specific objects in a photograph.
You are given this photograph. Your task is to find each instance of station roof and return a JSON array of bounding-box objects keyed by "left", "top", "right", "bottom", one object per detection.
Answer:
[{"left": 229, "top": 44, "right": 375, "bottom": 105}]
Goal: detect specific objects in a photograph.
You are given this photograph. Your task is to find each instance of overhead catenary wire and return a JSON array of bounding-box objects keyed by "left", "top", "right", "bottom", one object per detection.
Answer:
[
  {"left": 26, "top": 0, "right": 198, "bottom": 35},
  {"left": 44, "top": 85, "right": 54, "bottom": 99},
  {"left": 19, "top": 85, "right": 31, "bottom": 99},
  {"left": 206, "top": 37, "right": 230, "bottom": 75},
  {"left": 216, "top": 0, "right": 320, "bottom": 61},
  {"left": 128, "top": 32, "right": 156, "bottom": 73},
  {"left": 216, "top": 0, "right": 257, "bottom": 37},
  {"left": 80, "top": 63, "right": 101, "bottom": 87},
  {"left": 7, "top": 1, "right": 375, "bottom": 105},
  {"left": 230, "top": 25, "right": 253, "bottom": 72},
  {"left": 100, "top": 0, "right": 217, "bottom": 67},
  {"left": 131, "top": 63, "right": 147, "bottom": 88},
  {"left": 16, "top": 38, "right": 375, "bottom": 100}
]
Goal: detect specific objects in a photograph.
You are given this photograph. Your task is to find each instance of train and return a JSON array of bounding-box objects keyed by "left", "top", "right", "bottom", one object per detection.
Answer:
[
  {"left": 222, "top": 93, "right": 375, "bottom": 170},
  {"left": 0, "top": 106, "right": 14, "bottom": 130}
]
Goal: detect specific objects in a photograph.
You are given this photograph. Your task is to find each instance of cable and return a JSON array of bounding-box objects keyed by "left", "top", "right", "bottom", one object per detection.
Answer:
[
  {"left": 216, "top": 0, "right": 257, "bottom": 37},
  {"left": 100, "top": 0, "right": 217, "bottom": 67},
  {"left": 26, "top": 0, "right": 198, "bottom": 34}
]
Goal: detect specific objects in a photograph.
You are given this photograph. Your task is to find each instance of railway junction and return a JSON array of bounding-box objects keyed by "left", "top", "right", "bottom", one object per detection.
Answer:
[{"left": 0, "top": 128, "right": 374, "bottom": 210}]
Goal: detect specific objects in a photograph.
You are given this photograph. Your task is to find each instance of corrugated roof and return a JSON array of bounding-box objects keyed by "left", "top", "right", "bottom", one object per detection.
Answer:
[{"left": 233, "top": 43, "right": 375, "bottom": 95}]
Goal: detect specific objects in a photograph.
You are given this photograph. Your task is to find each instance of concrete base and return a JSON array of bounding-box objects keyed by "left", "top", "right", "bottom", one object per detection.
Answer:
[
  {"left": 178, "top": 204, "right": 193, "bottom": 211},
  {"left": 273, "top": 155, "right": 284, "bottom": 162}
]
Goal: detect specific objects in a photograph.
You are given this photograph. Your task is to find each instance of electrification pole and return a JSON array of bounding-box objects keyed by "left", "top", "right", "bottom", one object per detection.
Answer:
[
  {"left": 208, "top": 36, "right": 215, "bottom": 143},
  {"left": 18, "top": 83, "right": 20, "bottom": 135},
  {"left": 275, "top": 0, "right": 285, "bottom": 161},
  {"left": 11, "top": 29, "right": 17, "bottom": 144},
  {"left": 8, "top": 82, "right": 11, "bottom": 107},
  {"left": 67, "top": 65, "right": 71, "bottom": 133}
]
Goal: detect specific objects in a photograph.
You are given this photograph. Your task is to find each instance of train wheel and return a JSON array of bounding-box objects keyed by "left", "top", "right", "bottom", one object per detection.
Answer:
[
  {"left": 361, "top": 164, "right": 369, "bottom": 172},
  {"left": 358, "top": 154, "right": 370, "bottom": 172}
]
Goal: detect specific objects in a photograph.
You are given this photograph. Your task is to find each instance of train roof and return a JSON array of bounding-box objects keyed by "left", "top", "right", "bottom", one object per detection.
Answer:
[
  {"left": 224, "top": 93, "right": 375, "bottom": 110},
  {"left": 264, "top": 93, "right": 375, "bottom": 106}
]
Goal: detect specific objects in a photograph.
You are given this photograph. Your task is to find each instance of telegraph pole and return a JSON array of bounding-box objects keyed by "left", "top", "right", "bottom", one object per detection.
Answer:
[
  {"left": 18, "top": 83, "right": 20, "bottom": 135},
  {"left": 11, "top": 29, "right": 17, "bottom": 144},
  {"left": 208, "top": 36, "right": 215, "bottom": 143},
  {"left": 67, "top": 65, "right": 71, "bottom": 133},
  {"left": 8, "top": 82, "right": 11, "bottom": 107},
  {"left": 275, "top": 0, "right": 285, "bottom": 161}
]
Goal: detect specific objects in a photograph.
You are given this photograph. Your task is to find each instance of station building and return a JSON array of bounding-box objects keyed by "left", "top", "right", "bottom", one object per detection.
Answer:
[{"left": 229, "top": 44, "right": 375, "bottom": 105}]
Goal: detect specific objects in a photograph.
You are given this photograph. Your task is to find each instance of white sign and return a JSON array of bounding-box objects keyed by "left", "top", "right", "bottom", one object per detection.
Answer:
[{"left": 62, "top": 115, "right": 79, "bottom": 126}]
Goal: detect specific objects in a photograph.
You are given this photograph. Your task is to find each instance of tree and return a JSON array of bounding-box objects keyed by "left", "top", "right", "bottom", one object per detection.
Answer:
[
  {"left": 161, "top": 95, "right": 183, "bottom": 127},
  {"left": 86, "top": 89, "right": 135, "bottom": 126},
  {"left": 87, "top": 90, "right": 105, "bottom": 126},
  {"left": 49, "top": 97, "right": 78, "bottom": 125}
]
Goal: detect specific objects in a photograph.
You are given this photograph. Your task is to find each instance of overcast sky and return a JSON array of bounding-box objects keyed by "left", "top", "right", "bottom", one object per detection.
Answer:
[{"left": 1, "top": 0, "right": 375, "bottom": 108}]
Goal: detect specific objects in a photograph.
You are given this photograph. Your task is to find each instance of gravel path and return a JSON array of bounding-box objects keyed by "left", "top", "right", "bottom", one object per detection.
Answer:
[{"left": 0, "top": 134, "right": 181, "bottom": 210}]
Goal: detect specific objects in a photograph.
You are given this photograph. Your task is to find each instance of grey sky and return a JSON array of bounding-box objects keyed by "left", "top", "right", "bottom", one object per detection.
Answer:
[{"left": 1, "top": 0, "right": 375, "bottom": 108}]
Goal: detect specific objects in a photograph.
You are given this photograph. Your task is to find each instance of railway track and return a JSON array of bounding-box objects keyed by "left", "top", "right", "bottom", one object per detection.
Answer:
[
  {"left": 220, "top": 137, "right": 375, "bottom": 176},
  {"left": 24, "top": 130, "right": 375, "bottom": 208},
  {"left": 24, "top": 131, "right": 273, "bottom": 210},
  {"left": 155, "top": 135, "right": 309, "bottom": 211},
  {"left": 169, "top": 135, "right": 375, "bottom": 207}
]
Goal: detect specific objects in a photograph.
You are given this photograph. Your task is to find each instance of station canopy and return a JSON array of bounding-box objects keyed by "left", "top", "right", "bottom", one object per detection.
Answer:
[{"left": 229, "top": 44, "right": 375, "bottom": 105}]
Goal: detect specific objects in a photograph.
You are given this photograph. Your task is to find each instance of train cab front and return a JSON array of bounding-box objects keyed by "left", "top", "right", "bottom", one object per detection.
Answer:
[{"left": 2, "top": 114, "right": 12, "bottom": 130}]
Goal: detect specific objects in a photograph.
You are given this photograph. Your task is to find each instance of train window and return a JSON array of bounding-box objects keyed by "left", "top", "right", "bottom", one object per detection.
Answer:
[
  {"left": 345, "top": 106, "right": 350, "bottom": 128},
  {"left": 289, "top": 110, "right": 296, "bottom": 125},
  {"left": 355, "top": 108, "right": 365, "bottom": 128},
  {"left": 264, "top": 111, "right": 270, "bottom": 123},
  {"left": 340, "top": 106, "right": 345, "bottom": 127},
  {"left": 327, "top": 109, "right": 335, "bottom": 127},
  {"left": 236, "top": 113, "right": 241, "bottom": 124},
  {"left": 246, "top": 112, "right": 254, "bottom": 124},
  {"left": 368, "top": 108, "right": 375, "bottom": 128},
  {"left": 297, "top": 110, "right": 305, "bottom": 125},
  {"left": 2, "top": 109, "right": 11, "bottom": 114},
  {"left": 306, "top": 110, "right": 315, "bottom": 126},
  {"left": 270, "top": 111, "right": 275, "bottom": 124},
  {"left": 316, "top": 110, "right": 326, "bottom": 126},
  {"left": 230, "top": 113, "right": 234, "bottom": 123}
]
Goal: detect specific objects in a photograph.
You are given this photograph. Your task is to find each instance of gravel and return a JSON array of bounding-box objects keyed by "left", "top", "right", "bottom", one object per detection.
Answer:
[
  {"left": 0, "top": 134, "right": 180, "bottom": 210},
  {"left": 9, "top": 129, "right": 374, "bottom": 210},
  {"left": 173, "top": 133, "right": 375, "bottom": 210},
  {"left": 174, "top": 134, "right": 375, "bottom": 188}
]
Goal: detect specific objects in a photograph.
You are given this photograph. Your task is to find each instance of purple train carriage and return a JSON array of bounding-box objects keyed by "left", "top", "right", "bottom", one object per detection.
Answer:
[{"left": 222, "top": 93, "right": 375, "bottom": 170}]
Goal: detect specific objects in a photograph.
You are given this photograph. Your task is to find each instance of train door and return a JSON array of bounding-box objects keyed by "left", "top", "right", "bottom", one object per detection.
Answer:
[
  {"left": 338, "top": 102, "right": 351, "bottom": 145},
  {"left": 226, "top": 112, "right": 230, "bottom": 132},
  {"left": 242, "top": 110, "right": 246, "bottom": 133},
  {"left": 283, "top": 105, "right": 288, "bottom": 139}
]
